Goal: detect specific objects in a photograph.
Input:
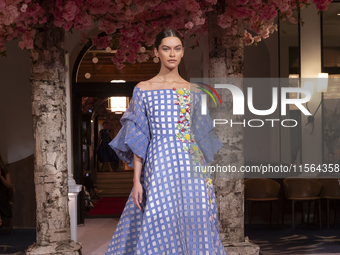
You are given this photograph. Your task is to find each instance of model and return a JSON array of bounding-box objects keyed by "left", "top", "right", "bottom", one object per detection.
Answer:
[{"left": 105, "top": 28, "right": 226, "bottom": 255}]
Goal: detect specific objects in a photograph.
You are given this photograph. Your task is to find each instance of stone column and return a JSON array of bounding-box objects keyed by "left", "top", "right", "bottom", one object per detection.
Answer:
[
  {"left": 207, "top": 7, "right": 259, "bottom": 255},
  {"left": 26, "top": 25, "right": 81, "bottom": 254}
]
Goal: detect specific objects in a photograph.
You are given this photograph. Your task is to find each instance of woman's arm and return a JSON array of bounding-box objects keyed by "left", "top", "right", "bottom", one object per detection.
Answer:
[
  {"left": 0, "top": 172, "right": 11, "bottom": 189},
  {"left": 133, "top": 154, "right": 143, "bottom": 184},
  {"left": 132, "top": 153, "right": 144, "bottom": 212}
]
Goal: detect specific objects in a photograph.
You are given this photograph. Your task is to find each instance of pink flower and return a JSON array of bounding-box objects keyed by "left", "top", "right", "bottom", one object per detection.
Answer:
[
  {"left": 185, "top": 0, "right": 200, "bottom": 12},
  {"left": 283, "top": 9, "right": 293, "bottom": 19},
  {"left": 62, "top": 1, "right": 78, "bottom": 22},
  {"left": 315, "top": 4, "right": 329, "bottom": 11},
  {"left": 205, "top": 0, "right": 218, "bottom": 4},
  {"left": 92, "top": 35, "right": 112, "bottom": 50},
  {"left": 98, "top": 19, "right": 118, "bottom": 34},
  {"left": 127, "top": 51, "right": 137, "bottom": 63},
  {"left": 217, "top": 12, "right": 233, "bottom": 29},
  {"left": 74, "top": 13, "right": 94, "bottom": 30},
  {"left": 18, "top": 30, "right": 35, "bottom": 50},
  {"left": 236, "top": 0, "right": 249, "bottom": 5},
  {"left": 1, "top": 5, "right": 20, "bottom": 26},
  {"left": 254, "top": 36, "right": 261, "bottom": 42},
  {"left": 259, "top": 5, "right": 277, "bottom": 21},
  {"left": 79, "top": 32, "right": 90, "bottom": 44},
  {"left": 230, "top": 25, "right": 239, "bottom": 36},
  {"left": 288, "top": 17, "right": 298, "bottom": 24},
  {"left": 64, "top": 23, "right": 73, "bottom": 31},
  {"left": 250, "top": 0, "right": 262, "bottom": 10},
  {"left": 244, "top": 30, "right": 254, "bottom": 45},
  {"left": 20, "top": 4, "right": 28, "bottom": 13},
  {"left": 136, "top": 53, "right": 149, "bottom": 62},
  {"left": 185, "top": 21, "right": 194, "bottom": 29},
  {"left": 260, "top": 28, "right": 270, "bottom": 39},
  {"left": 268, "top": 24, "right": 278, "bottom": 34},
  {"left": 234, "top": 7, "right": 252, "bottom": 19}
]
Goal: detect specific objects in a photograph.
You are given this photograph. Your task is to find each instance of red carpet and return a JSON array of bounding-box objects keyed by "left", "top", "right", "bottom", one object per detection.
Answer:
[{"left": 86, "top": 197, "right": 128, "bottom": 216}]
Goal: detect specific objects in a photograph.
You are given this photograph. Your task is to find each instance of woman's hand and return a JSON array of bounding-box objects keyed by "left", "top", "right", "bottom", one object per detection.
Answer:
[{"left": 132, "top": 180, "right": 143, "bottom": 213}]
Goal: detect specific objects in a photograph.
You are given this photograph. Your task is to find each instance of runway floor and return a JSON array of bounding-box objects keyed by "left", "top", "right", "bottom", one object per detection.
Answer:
[{"left": 1, "top": 219, "right": 340, "bottom": 255}]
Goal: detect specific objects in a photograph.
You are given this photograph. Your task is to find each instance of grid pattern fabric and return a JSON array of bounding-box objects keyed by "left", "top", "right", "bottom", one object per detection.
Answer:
[{"left": 106, "top": 86, "right": 226, "bottom": 255}]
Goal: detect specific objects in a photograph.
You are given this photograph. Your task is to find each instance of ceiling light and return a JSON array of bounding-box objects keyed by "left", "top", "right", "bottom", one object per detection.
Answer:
[
  {"left": 111, "top": 80, "right": 126, "bottom": 83},
  {"left": 92, "top": 57, "right": 98, "bottom": 64}
]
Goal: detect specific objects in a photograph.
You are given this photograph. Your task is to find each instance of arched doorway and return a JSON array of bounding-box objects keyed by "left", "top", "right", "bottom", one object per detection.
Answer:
[{"left": 71, "top": 32, "right": 186, "bottom": 223}]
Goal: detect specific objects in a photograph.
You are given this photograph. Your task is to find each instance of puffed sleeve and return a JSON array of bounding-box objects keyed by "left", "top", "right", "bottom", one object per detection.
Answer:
[
  {"left": 191, "top": 91, "right": 223, "bottom": 164},
  {"left": 109, "top": 86, "right": 150, "bottom": 168}
]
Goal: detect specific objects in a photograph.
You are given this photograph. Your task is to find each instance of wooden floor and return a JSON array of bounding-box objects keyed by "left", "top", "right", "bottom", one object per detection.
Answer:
[{"left": 96, "top": 171, "right": 134, "bottom": 197}]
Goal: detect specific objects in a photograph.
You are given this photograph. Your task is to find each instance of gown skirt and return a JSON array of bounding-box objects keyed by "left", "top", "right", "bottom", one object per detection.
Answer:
[{"left": 106, "top": 86, "right": 226, "bottom": 255}]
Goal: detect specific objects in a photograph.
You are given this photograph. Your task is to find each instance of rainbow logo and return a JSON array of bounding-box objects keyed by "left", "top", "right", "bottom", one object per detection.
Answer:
[{"left": 195, "top": 82, "right": 222, "bottom": 106}]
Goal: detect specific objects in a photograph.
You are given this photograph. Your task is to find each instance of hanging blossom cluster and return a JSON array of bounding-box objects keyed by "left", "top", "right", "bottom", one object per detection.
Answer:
[{"left": 0, "top": 0, "right": 332, "bottom": 68}]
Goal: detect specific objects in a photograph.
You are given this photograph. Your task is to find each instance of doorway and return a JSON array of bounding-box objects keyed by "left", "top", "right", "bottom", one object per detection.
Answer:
[{"left": 71, "top": 36, "right": 161, "bottom": 224}]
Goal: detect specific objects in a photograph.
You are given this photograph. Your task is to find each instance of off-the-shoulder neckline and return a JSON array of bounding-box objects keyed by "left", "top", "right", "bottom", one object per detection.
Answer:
[{"left": 135, "top": 86, "right": 202, "bottom": 93}]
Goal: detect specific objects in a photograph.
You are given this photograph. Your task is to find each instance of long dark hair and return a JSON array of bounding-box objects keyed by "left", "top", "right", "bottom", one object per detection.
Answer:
[{"left": 154, "top": 29, "right": 184, "bottom": 51}]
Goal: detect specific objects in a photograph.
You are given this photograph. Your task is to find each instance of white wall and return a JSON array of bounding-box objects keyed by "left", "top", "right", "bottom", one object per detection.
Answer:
[
  {"left": 0, "top": 38, "right": 33, "bottom": 164},
  {"left": 0, "top": 25, "right": 94, "bottom": 165}
]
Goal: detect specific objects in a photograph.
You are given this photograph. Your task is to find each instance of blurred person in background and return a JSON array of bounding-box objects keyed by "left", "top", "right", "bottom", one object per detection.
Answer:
[
  {"left": 97, "top": 122, "right": 116, "bottom": 172},
  {"left": 0, "top": 155, "right": 12, "bottom": 227}
]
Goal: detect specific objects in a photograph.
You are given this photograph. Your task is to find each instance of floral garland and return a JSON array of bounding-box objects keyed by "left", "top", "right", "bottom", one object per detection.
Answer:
[{"left": 173, "top": 87, "right": 214, "bottom": 218}]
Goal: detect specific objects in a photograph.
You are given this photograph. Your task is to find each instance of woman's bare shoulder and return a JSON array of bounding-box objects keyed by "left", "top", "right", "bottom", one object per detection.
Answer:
[
  {"left": 136, "top": 79, "right": 158, "bottom": 90},
  {"left": 136, "top": 79, "right": 202, "bottom": 92},
  {"left": 136, "top": 81, "right": 150, "bottom": 90}
]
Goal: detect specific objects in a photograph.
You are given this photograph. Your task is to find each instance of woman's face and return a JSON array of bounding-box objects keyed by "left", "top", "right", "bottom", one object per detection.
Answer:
[{"left": 154, "top": 36, "right": 184, "bottom": 68}]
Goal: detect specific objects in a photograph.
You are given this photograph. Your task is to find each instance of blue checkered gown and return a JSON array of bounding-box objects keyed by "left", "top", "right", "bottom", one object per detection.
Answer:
[{"left": 106, "top": 86, "right": 226, "bottom": 255}]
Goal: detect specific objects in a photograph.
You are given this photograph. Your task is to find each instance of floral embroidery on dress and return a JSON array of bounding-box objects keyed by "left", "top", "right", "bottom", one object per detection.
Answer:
[{"left": 173, "top": 87, "right": 214, "bottom": 221}]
